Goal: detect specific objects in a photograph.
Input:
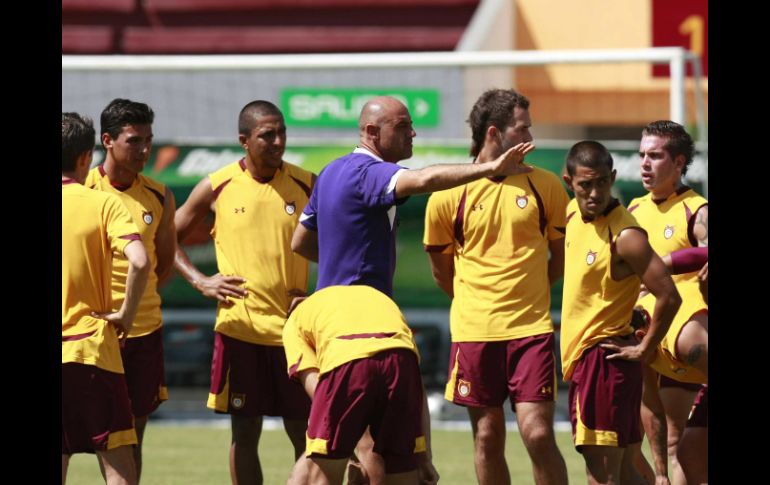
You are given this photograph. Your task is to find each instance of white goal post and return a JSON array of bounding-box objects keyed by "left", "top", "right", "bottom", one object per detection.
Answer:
[{"left": 62, "top": 48, "right": 708, "bottom": 195}]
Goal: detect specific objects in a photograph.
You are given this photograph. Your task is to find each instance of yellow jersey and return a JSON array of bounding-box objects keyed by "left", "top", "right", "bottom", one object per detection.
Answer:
[
  {"left": 283, "top": 285, "right": 419, "bottom": 378},
  {"left": 423, "top": 167, "right": 568, "bottom": 341},
  {"left": 210, "top": 160, "right": 314, "bottom": 345},
  {"left": 62, "top": 180, "right": 140, "bottom": 373},
  {"left": 561, "top": 199, "right": 643, "bottom": 380}
]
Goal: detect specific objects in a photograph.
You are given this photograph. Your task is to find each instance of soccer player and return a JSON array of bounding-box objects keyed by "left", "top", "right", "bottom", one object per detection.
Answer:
[
  {"left": 86, "top": 99, "right": 177, "bottom": 481},
  {"left": 629, "top": 306, "right": 707, "bottom": 485},
  {"left": 561, "top": 140, "right": 681, "bottom": 485},
  {"left": 423, "top": 89, "right": 569, "bottom": 485},
  {"left": 62, "top": 112, "right": 150, "bottom": 485},
  {"left": 290, "top": 95, "right": 532, "bottom": 482},
  {"left": 628, "top": 121, "right": 708, "bottom": 484},
  {"left": 283, "top": 285, "right": 430, "bottom": 485},
  {"left": 173, "top": 100, "right": 314, "bottom": 485},
  {"left": 291, "top": 95, "right": 534, "bottom": 294}
]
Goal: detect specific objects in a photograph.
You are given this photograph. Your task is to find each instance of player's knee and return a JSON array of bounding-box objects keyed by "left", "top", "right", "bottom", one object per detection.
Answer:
[
  {"left": 232, "top": 417, "right": 262, "bottom": 444},
  {"left": 474, "top": 423, "right": 506, "bottom": 456},
  {"left": 521, "top": 425, "right": 556, "bottom": 455}
]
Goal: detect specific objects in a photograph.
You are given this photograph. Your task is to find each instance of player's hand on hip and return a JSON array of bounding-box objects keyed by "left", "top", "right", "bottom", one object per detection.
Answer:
[
  {"left": 287, "top": 289, "right": 308, "bottom": 316},
  {"left": 196, "top": 273, "right": 247, "bottom": 306},
  {"left": 600, "top": 337, "right": 652, "bottom": 363},
  {"left": 91, "top": 310, "right": 132, "bottom": 344}
]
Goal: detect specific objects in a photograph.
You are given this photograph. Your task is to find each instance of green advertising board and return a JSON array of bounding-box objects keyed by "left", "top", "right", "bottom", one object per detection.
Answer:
[
  {"left": 280, "top": 88, "right": 440, "bottom": 127},
  {"left": 95, "top": 142, "right": 705, "bottom": 309}
]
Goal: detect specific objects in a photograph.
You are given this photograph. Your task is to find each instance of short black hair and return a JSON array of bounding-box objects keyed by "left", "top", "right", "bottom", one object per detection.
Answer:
[
  {"left": 62, "top": 112, "right": 95, "bottom": 171},
  {"left": 467, "top": 89, "right": 530, "bottom": 157},
  {"left": 238, "top": 100, "right": 283, "bottom": 137},
  {"left": 100, "top": 98, "right": 155, "bottom": 141},
  {"left": 630, "top": 307, "right": 650, "bottom": 330},
  {"left": 642, "top": 120, "right": 696, "bottom": 175},
  {"left": 565, "top": 140, "right": 614, "bottom": 176}
]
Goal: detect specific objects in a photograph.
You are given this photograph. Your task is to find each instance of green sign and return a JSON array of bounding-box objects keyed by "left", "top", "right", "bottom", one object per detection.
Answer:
[{"left": 280, "top": 88, "right": 440, "bottom": 127}]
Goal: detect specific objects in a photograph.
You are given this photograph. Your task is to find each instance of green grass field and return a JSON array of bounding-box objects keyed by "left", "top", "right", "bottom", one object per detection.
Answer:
[{"left": 65, "top": 425, "right": 655, "bottom": 484}]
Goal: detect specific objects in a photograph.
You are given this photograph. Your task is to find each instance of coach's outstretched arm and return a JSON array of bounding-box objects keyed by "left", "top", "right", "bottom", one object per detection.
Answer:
[{"left": 394, "top": 143, "right": 535, "bottom": 198}]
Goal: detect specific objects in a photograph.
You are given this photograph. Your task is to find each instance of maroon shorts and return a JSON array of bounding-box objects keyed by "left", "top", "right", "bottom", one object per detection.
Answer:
[
  {"left": 306, "top": 349, "right": 424, "bottom": 474},
  {"left": 569, "top": 345, "right": 643, "bottom": 449},
  {"left": 208, "top": 332, "right": 310, "bottom": 419},
  {"left": 122, "top": 327, "right": 168, "bottom": 417},
  {"left": 61, "top": 363, "right": 137, "bottom": 455},
  {"left": 658, "top": 373, "right": 702, "bottom": 392},
  {"left": 445, "top": 333, "right": 557, "bottom": 410},
  {"left": 686, "top": 385, "right": 708, "bottom": 428}
]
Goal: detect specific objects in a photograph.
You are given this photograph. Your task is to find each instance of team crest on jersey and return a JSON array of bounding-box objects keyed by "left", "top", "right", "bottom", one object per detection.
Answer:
[
  {"left": 516, "top": 195, "right": 528, "bottom": 209},
  {"left": 231, "top": 393, "right": 246, "bottom": 410},
  {"left": 142, "top": 211, "right": 153, "bottom": 225},
  {"left": 457, "top": 379, "right": 471, "bottom": 397},
  {"left": 586, "top": 250, "right": 597, "bottom": 265},
  {"left": 663, "top": 225, "right": 675, "bottom": 239},
  {"left": 285, "top": 201, "right": 296, "bottom": 215}
]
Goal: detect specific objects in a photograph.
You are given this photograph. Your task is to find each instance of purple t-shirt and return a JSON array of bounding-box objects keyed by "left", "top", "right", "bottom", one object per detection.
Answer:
[{"left": 300, "top": 149, "right": 407, "bottom": 296}]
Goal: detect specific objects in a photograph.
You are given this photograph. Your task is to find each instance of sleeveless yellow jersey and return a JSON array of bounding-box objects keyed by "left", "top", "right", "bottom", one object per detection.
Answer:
[
  {"left": 210, "top": 160, "right": 313, "bottom": 345},
  {"left": 62, "top": 180, "right": 140, "bottom": 373},
  {"left": 86, "top": 166, "right": 166, "bottom": 337},
  {"left": 651, "top": 340, "right": 707, "bottom": 384},
  {"left": 423, "top": 167, "right": 569, "bottom": 341},
  {"left": 561, "top": 199, "right": 642, "bottom": 381},
  {"left": 629, "top": 187, "right": 708, "bottom": 364},
  {"left": 283, "top": 285, "right": 419, "bottom": 377}
]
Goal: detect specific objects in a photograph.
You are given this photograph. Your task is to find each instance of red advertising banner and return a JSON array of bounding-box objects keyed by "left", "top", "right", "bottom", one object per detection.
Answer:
[{"left": 652, "top": 0, "right": 708, "bottom": 77}]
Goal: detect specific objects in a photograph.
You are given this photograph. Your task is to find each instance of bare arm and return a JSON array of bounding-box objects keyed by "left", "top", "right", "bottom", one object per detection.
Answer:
[
  {"left": 173, "top": 177, "right": 247, "bottom": 303},
  {"left": 297, "top": 368, "right": 320, "bottom": 399},
  {"left": 394, "top": 143, "right": 535, "bottom": 198},
  {"left": 547, "top": 238, "right": 565, "bottom": 286},
  {"left": 155, "top": 187, "right": 177, "bottom": 287},
  {"left": 427, "top": 252, "right": 454, "bottom": 298},
  {"left": 603, "top": 229, "right": 681, "bottom": 362},
  {"left": 291, "top": 223, "right": 318, "bottom": 262},
  {"left": 92, "top": 239, "right": 150, "bottom": 340},
  {"left": 692, "top": 205, "right": 708, "bottom": 247},
  {"left": 640, "top": 367, "right": 670, "bottom": 484}
]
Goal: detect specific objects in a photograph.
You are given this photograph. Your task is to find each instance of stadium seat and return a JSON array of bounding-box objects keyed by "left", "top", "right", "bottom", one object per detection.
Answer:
[
  {"left": 62, "top": 26, "right": 115, "bottom": 53},
  {"left": 143, "top": 0, "right": 477, "bottom": 12},
  {"left": 123, "top": 26, "right": 465, "bottom": 53},
  {"left": 62, "top": 0, "right": 479, "bottom": 54},
  {"left": 62, "top": 0, "right": 135, "bottom": 13}
]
